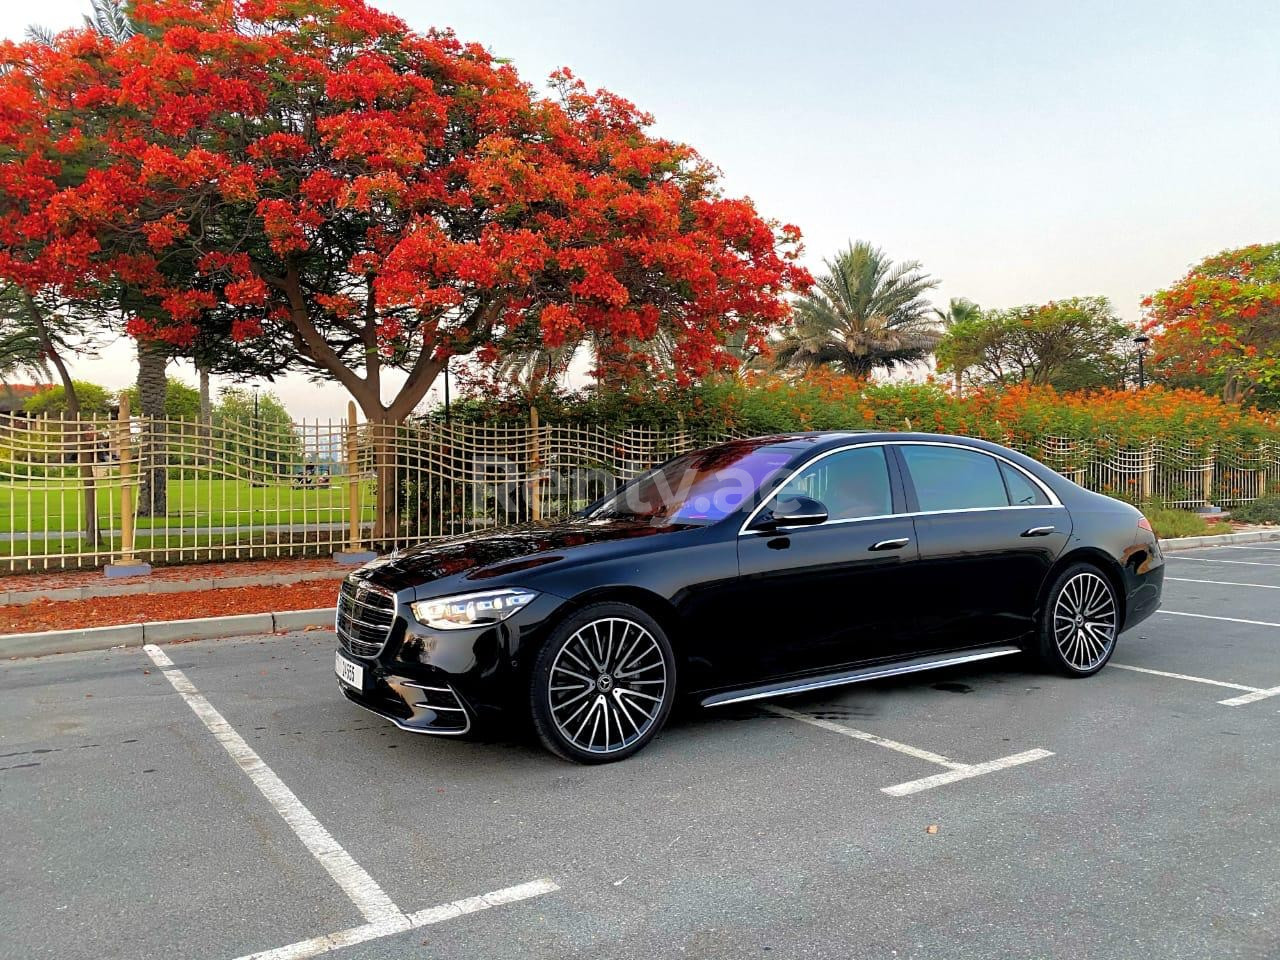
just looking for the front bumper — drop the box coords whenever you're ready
[337,668,473,735]
[335,589,568,734]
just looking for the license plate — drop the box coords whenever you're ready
[335,651,364,690]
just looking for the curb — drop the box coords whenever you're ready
[0,569,347,608]
[1159,528,1280,552]
[1,607,336,659]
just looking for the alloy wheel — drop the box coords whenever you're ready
[547,617,668,756]
[1052,571,1117,671]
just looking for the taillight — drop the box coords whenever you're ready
[1137,516,1153,533]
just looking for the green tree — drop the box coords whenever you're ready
[937,296,1131,390]
[23,381,115,416]
[932,297,982,392]
[773,242,942,377]
[119,377,201,419]
[214,388,303,479]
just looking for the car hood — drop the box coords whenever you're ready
[349,518,697,596]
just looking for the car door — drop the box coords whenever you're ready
[892,442,1071,653]
[735,443,921,681]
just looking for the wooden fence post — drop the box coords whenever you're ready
[1140,444,1154,502]
[529,406,542,522]
[113,396,141,570]
[346,401,361,552]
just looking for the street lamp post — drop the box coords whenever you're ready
[1133,334,1150,389]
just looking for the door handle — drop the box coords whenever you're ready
[1021,525,1056,537]
[869,537,911,551]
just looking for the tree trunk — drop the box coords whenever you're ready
[198,363,211,421]
[276,269,455,547]
[197,362,212,466]
[1223,373,1246,405]
[136,339,168,517]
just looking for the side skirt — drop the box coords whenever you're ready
[699,645,1024,708]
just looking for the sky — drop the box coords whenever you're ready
[3,0,1278,420]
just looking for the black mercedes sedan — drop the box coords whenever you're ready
[333,432,1164,763]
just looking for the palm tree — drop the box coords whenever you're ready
[0,293,52,388]
[496,339,579,403]
[773,241,942,378]
[933,297,982,393]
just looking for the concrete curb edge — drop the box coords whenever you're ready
[1,607,336,659]
[1159,528,1280,552]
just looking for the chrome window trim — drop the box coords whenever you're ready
[737,439,1061,537]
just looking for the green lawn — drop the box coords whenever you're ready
[0,477,372,533]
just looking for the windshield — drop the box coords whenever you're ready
[585,442,795,526]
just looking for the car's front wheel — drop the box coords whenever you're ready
[1037,562,1119,676]
[529,602,676,764]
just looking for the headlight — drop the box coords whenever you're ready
[410,588,538,630]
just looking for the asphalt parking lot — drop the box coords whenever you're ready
[3,543,1280,960]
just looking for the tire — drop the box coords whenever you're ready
[1037,562,1120,677]
[529,602,676,764]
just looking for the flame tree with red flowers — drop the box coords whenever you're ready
[1143,243,1280,404]
[0,0,809,537]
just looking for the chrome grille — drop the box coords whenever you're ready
[336,579,396,658]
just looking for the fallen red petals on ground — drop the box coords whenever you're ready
[0,580,340,633]
[1,557,346,594]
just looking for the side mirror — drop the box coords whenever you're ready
[753,495,828,531]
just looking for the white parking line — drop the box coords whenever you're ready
[1166,577,1280,590]
[1110,663,1257,691]
[144,643,401,925]
[1218,685,1280,707]
[1215,544,1280,553]
[1168,556,1280,568]
[1158,610,1280,628]
[764,704,1052,795]
[1110,663,1280,707]
[882,750,1054,798]
[143,644,559,960]
[763,704,966,769]
[234,880,560,960]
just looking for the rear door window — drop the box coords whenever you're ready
[899,445,1009,512]
[1000,461,1049,506]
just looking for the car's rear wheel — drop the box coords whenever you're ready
[529,602,676,764]
[1038,562,1119,676]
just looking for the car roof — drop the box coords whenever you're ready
[732,430,1007,456]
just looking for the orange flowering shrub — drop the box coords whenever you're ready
[685,373,1266,444]
[455,371,1279,457]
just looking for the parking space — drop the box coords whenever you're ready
[3,542,1280,959]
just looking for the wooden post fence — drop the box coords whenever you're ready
[346,400,361,552]
[529,406,542,523]
[115,395,138,565]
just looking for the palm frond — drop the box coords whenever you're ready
[84,0,134,41]
[24,24,58,45]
